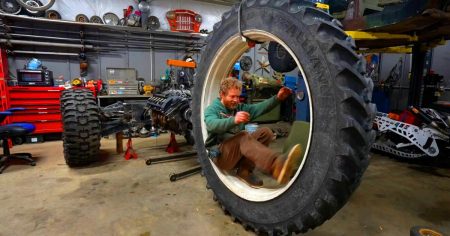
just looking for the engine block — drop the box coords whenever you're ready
[145,89,194,144]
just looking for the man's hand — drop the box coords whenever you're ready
[277,87,292,101]
[234,111,250,124]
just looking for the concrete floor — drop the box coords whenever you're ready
[0,135,449,236]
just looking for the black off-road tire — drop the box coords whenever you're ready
[192,1,376,235]
[60,89,101,167]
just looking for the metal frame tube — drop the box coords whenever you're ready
[0,39,93,48]
[0,32,205,48]
[8,50,79,56]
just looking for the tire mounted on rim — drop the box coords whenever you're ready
[192,1,376,235]
[60,89,101,167]
[15,0,54,11]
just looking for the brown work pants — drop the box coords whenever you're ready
[217,127,279,174]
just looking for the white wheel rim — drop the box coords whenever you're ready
[25,0,39,14]
[200,30,314,202]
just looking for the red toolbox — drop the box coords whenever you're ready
[0,49,9,125]
[7,86,65,134]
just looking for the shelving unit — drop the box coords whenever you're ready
[0,12,206,53]
[0,12,206,83]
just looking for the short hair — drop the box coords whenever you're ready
[219,77,242,95]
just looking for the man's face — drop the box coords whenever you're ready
[220,87,241,110]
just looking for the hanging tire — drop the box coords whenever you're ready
[268,42,297,73]
[60,89,101,167]
[192,1,376,235]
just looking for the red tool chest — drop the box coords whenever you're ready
[0,49,10,125]
[7,86,64,134]
[0,78,8,125]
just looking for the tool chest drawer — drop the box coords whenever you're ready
[7,86,65,134]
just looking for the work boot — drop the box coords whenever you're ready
[237,167,264,188]
[272,144,303,185]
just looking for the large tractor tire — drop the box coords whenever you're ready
[60,89,101,167]
[192,1,376,235]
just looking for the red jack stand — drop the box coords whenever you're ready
[124,138,138,160]
[165,132,179,153]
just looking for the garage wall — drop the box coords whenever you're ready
[6,0,228,86]
[48,0,231,32]
[377,53,411,111]
[7,49,190,85]
[431,42,450,102]
[377,41,450,111]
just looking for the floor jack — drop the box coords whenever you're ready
[145,132,201,182]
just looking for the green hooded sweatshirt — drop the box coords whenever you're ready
[204,96,280,147]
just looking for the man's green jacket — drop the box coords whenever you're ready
[204,96,280,147]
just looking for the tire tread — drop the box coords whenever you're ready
[60,89,101,167]
[194,2,376,235]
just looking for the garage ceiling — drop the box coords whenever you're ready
[193,0,240,6]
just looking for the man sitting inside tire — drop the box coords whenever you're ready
[204,77,302,187]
